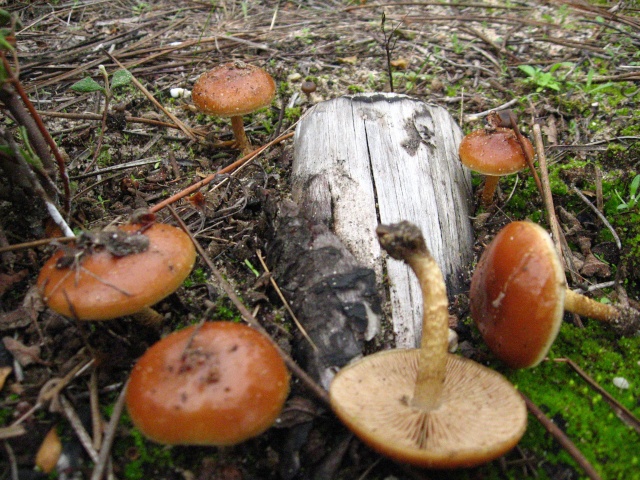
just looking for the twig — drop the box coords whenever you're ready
[105,52,196,141]
[12,357,93,427]
[1,55,72,217]
[521,393,602,480]
[149,131,294,214]
[571,185,622,250]
[167,205,330,407]
[532,123,563,260]
[89,369,103,451]
[3,441,18,480]
[0,236,74,254]
[59,395,100,463]
[90,380,128,480]
[555,357,640,435]
[0,127,74,237]
[256,249,318,351]
[380,12,402,93]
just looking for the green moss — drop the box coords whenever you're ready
[507,321,640,479]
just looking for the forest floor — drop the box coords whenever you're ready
[1,1,640,479]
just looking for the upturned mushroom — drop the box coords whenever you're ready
[192,61,276,155]
[126,321,290,445]
[37,219,195,324]
[470,221,639,369]
[459,113,534,206]
[329,221,527,469]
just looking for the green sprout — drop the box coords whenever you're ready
[615,174,640,212]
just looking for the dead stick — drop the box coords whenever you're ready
[532,123,564,261]
[167,205,330,407]
[150,132,294,214]
[1,55,72,216]
[521,393,602,480]
[105,52,196,141]
[555,357,640,434]
[90,381,128,480]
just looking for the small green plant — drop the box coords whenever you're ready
[132,2,150,16]
[615,174,640,212]
[70,66,132,96]
[518,63,572,92]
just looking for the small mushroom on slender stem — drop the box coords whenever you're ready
[37,220,196,324]
[329,221,527,469]
[459,112,535,207]
[126,321,290,445]
[470,221,639,369]
[192,62,276,156]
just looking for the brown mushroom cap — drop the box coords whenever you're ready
[125,321,290,446]
[470,221,566,368]
[192,62,276,117]
[330,349,527,469]
[459,127,534,176]
[37,223,196,321]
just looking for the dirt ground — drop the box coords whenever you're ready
[1,1,640,479]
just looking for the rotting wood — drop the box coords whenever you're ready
[292,93,473,348]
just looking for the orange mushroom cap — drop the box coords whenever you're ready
[37,222,196,321]
[470,221,566,368]
[459,127,534,176]
[192,62,276,117]
[125,321,290,446]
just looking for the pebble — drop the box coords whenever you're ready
[613,377,630,389]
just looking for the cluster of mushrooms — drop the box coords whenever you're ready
[34,65,637,473]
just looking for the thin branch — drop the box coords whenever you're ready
[90,380,128,480]
[555,357,640,435]
[521,393,602,480]
[105,52,196,141]
[150,131,294,214]
[167,205,330,407]
[571,185,622,250]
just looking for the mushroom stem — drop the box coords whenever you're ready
[230,115,252,155]
[564,289,619,321]
[377,222,449,411]
[481,175,500,206]
[131,306,164,325]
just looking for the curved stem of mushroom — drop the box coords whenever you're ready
[405,250,449,411]
[564,289,619,321]
[230,116,253,156]
[131,306,164,325]
[481,175,500,206]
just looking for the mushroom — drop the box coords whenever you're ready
[125,321,290,445]
[301,79,317,99]
[329,221,527,469]
[470,221,638,369]
[37,220,196,324]
[192,61,276,155]
[459,114,534,206]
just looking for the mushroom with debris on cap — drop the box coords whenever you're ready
[37,218,196,324]
[329,221,527,469]
[470,221,639,369]
[125,321,290,445]
[459,112,534,207]
[192,61,276,155]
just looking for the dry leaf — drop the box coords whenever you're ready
[0,366,11,390]
[2,337,42,367]
[391,58,409,69]
[35,426,62,474]
[337,56,357,65]
[0,270,28,297]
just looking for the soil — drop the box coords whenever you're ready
[1,1,640,480]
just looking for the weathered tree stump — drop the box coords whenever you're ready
[291,93,474,348]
